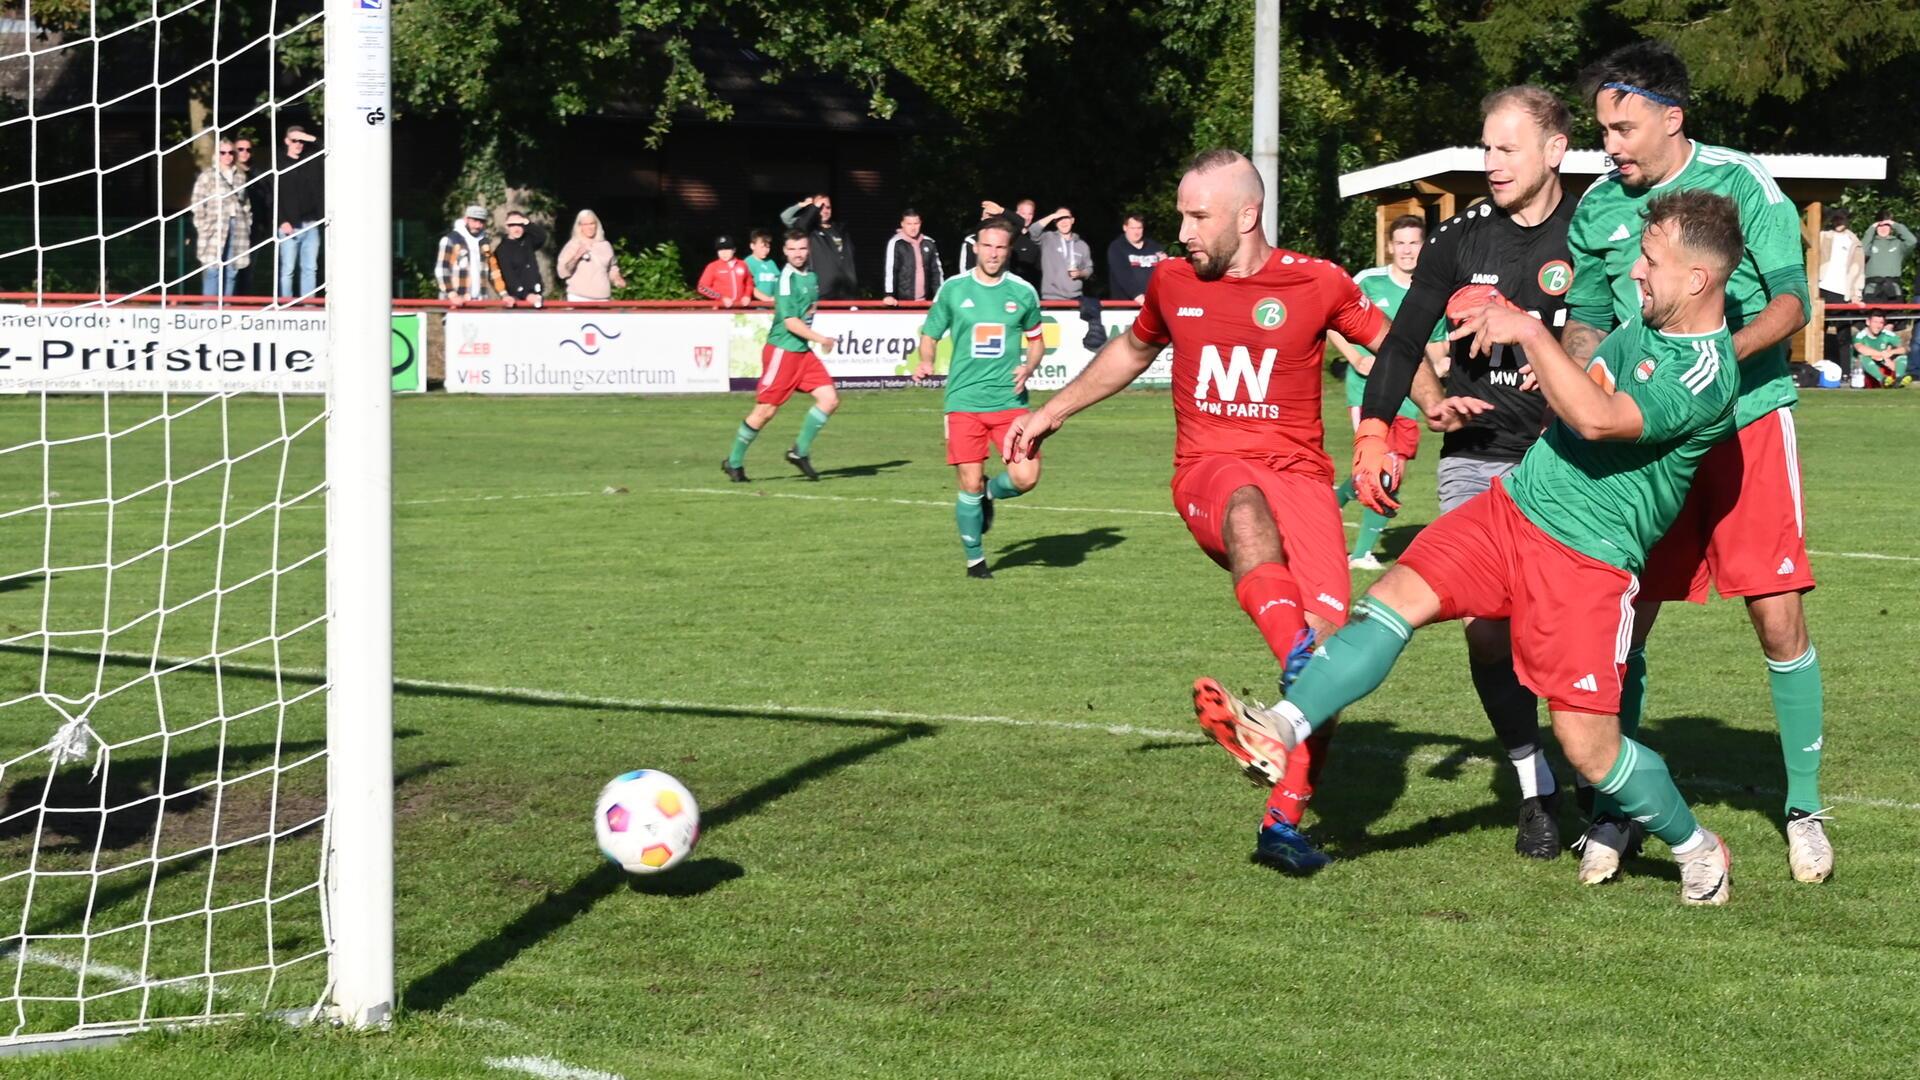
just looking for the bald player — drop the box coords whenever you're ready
[1005,149,1438,873]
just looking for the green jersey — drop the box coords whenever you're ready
[1506,317,1738,573]
[920,270,1043,413]
[1566,140,1805,429]
[746,255,780,299]
[1854,327,1901,357]
[768,264,820,353]
[1344,267,1434,419]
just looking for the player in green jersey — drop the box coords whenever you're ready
[1193,190,1747,905]
[914,220,1047,578]
[1563,41,1830,885]
[723,230,840,483]
[1326,215,1446,570]
[1853,311,1909,387]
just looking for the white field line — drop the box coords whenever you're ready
[18,641,1920,814]
[670,486,1920,561]
[483,1056,624,1080]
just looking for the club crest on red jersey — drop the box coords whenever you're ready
[1252,297,1287,330]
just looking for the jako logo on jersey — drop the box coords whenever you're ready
[1194,345,1280,417]
[972,323,1007,357]
[1538,260,1572,296]
[1470,273,1500,286]
[1251,297,1286,329]
[1316,593,1346,613]
[1635,357,1657,382]
[1176,306,1206,317]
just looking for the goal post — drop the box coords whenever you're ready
[322,0,394,1030]
[0,0,394,1048]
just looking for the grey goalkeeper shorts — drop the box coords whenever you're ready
[1436,456,1519,513]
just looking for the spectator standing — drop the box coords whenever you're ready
[1853,311,1909,387]
[745,229,779,303]
[1106,214,1166,303]
[232,136,269,296]
[1029,206,1106,349]
[434,204,506,306]
[275,124,323,299]
[782,194,858,299]
[1862,214,1915,303]
[494,210,549,307]
[556,209,626,302]
[1010,198,1043,282]
[882,209,943,306]
[697,235,755,308]
[1817,207,1864,363]
[190,138,250,297]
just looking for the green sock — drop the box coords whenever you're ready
[1597,736,1699,849]
[1280,598,1413,733]
[1349,506,1388,560]
[728,421,760,467]
[1335,476,1357,508]
[1591,646,1647,819]
[956,491,986,562]
[986,472,1025,500]
[794,406,830,456]
[1768,646,1824,815]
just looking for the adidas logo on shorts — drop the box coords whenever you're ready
[1572,673,1599,693]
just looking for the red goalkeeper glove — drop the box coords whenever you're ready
[1446,283,1520,324]
[1352,416,1404,517]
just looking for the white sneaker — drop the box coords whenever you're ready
[1786,810,1834,883]
[1677,831,1732,906]
[1348,553,1384,570]
[1573,817,1631,885]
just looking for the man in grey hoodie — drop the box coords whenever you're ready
[1029,207,1105,348]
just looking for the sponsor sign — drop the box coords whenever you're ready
[0,305,330,393]
[391,312,424,393]
[442,307,1170,396]
[443,312,732,394]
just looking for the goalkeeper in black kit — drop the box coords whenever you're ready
[1347,86,1580,861]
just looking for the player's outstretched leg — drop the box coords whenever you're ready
[1255,725,1338,874]
[785,386,838,480]
[1557,712,1730,906]
[1464,618,1559,860]
[1575,609,1654,884]
[724,403,778,483]
[1750,591,1831,883]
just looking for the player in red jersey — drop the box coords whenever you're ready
[1005,149,1431,872]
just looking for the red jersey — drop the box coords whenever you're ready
[1133,249,1384,480]
[697,258,753,305]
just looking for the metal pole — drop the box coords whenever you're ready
[323,0,394,1028]
[1253,0,1281,241]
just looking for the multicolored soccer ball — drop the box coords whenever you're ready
[594,770,700,874]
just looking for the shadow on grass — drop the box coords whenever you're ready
[402,720,935,1014]
[992,527,1125,571]
[1378,523,1426,563]
[777,458,911,481]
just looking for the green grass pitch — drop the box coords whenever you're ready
[4,384,1919,1078]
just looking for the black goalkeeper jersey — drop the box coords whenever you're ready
[1361,191,1576,462]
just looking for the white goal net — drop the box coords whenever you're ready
[0,0,391,1050]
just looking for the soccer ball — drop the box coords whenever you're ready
[594,770,700,874]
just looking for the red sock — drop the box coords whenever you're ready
[1233,562,1306,664]
[1265,723,1338,826]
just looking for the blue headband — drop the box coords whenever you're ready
[1602,81,1683,108]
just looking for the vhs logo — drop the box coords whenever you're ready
[971,322,1007,358]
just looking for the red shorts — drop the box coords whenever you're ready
[1347,409,1422,460]
[1399,480,1638,714]
[945,409,1032,465]
[756,344,832,405]
[1641,407,1815,603]
[1171,455,1350,626]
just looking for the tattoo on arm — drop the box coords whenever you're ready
[1561,322,1606,363]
